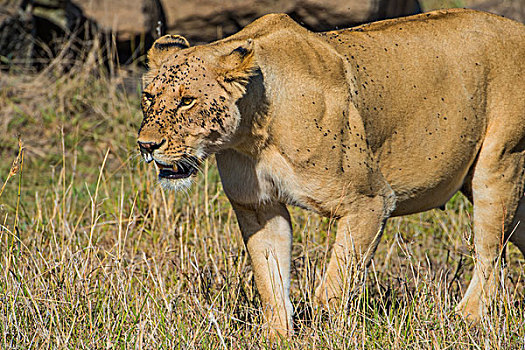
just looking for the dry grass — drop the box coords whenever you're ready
[1,23,524,350]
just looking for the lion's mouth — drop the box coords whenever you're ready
[155,157,199,180]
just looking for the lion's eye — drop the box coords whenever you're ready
[180,97,196,107]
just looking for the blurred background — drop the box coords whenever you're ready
[1,0,524,71]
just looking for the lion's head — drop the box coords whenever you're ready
[137,34,256,190]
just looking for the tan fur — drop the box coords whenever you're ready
[138,9,525,337]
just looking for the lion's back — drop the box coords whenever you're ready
[321,9,524,70]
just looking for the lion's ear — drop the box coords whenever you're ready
[217,40,256,98]
[147,34,190,70]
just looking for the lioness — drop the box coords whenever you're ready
[137,9,525,336]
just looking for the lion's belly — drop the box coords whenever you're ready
[378,125,482,216]
[388,167,470,216]
[358,69,487,216]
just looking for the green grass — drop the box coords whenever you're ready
[420,0,466,11]
[0,58,524,349]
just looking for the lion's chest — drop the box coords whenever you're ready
[217,148,320,211]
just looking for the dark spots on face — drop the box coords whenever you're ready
[140,56,238,148]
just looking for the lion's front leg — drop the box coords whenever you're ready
[232,201,293,337]
[315,195,390,312]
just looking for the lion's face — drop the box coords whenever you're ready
[138,35,255,191]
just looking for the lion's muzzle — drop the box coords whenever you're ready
[157,158,198,180]
[137,139,165,163]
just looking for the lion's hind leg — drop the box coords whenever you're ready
[456,131,525,321]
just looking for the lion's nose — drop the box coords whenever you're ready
[137,139,165,163]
